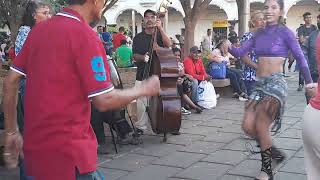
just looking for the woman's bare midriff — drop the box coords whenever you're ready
[256,57,285,77]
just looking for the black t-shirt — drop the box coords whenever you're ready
[132,31,164,81]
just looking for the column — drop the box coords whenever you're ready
[239,0,250,37]
[163,11,169,33]
[132,10,136,38]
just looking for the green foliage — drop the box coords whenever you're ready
[45,0,67,12]
[201,49,212,72]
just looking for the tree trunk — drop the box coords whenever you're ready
[183,17,196,56]
[9,20,20,43]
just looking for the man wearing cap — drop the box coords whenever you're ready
[132,9,171,133]
[3,0,160,179]
[184,46,212,104]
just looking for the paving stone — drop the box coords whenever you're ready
[279,157,306,174]
[132,143,183,157]
[218,124,243,134]
[274,137,303,151]
[294,148,304,158]
[99,154,157,172]
[202,132,240,143]
[152,151,206,168]
[218,113,244,121]
[202,150,248,165]
[182,126,219,136]
[277,128,302,139]
[223,138,256,152]
[288,106,307,112]
[179,141,225,154]
[166,133,205,146]
[283,111,304,118]
[291,121,303,130]
[185,114,218,121]
[199,119,234,128]
[180,120,204,129]
[281,117,301,125]
[174,162,233,180]
[118,165,182,180]
[98,168,129,180]
[219,175,252,180]
[228,159,261,177]
[274,172,307,180]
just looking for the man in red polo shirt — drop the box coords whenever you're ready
[113,26,127,50]
[2,0,159,179]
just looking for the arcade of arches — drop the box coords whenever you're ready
[97,0,320,48]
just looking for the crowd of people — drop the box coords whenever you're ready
[0,0,319,180]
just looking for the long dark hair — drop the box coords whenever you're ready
[21,0,49,28]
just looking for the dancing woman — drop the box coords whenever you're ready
[228,0,315,179]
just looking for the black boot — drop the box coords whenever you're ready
[255,147,273,180]
[271,146,286,164]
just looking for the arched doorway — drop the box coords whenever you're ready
[195,4,228,46]
[116,9,143,37]
[286,0,320,32]
[167,7,184,42]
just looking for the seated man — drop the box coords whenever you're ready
[115,40,133,68]
[183,46,212,105]
[90,105,134,154]
[172,48,202,114]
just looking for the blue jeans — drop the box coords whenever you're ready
[190,79,199,103]
[226,68,247,94]
[19,159,33,180]
[76,169,104,180]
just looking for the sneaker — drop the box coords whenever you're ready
[171,131,181,135]
[232,93,239,98]
[216,94,220,99]
[181,107,191,115]
[297,84,303,91]
[239,96,248,101]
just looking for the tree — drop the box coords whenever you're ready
[0,0,31,41]
[0,0,118,41]
[179,0,212,55]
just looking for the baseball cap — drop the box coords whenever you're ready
[190,46,201,53]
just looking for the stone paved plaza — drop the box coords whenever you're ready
[0,71,310,179]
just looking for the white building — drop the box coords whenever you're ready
[101,0,320,47]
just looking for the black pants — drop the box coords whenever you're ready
[299,71,305,86]
[90,106,132,144]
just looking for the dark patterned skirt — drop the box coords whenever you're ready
[248,73,288,133]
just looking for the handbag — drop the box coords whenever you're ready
[208,61,226,79]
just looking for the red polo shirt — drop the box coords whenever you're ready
[183,56,209,81]
[113,32,126,50]
[11,8,113,180]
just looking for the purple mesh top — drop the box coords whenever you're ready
[229,24,313,84]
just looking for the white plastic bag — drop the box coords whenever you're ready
[197,81,217,109]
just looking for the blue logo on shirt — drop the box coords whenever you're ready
[91,56,106,81]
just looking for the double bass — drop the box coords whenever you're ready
[143,0,181,142]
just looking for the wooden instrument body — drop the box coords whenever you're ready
[148,47,181,134]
